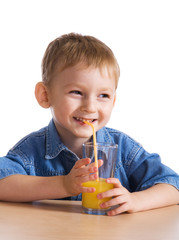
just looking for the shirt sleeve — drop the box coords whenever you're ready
[127,145,179,191]
[119,134,179,192]
[0,150,28,180]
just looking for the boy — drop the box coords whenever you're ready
[0,33,178,216]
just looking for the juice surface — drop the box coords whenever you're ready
[82,178,113,209]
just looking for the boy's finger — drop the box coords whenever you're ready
[74,158,91,168]
[106,178,122,187]
[81,187,96,193]
[89,159,103,168]
[77,172,98,184]
[107,203,129,216]
[98,159,103,167]
[75,165,98,177]
[76,159,103,176]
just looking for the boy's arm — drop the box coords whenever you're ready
[0,158,101,202]
[132,183,179,212]
[0,174,68,202]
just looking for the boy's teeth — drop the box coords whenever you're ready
[76,117,92,122]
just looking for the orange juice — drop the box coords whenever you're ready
[82,178,113,210]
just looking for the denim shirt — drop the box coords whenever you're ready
[0,119,179,200]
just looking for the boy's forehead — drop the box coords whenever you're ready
[54,63,116,84]
[52,65,116,94]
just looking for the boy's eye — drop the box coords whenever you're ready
[70,90,82,95]
[99,93,110,98]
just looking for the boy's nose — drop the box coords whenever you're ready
[80,97,96,113]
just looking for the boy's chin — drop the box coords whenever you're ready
[74,131,92,139]
[77,133,91,139]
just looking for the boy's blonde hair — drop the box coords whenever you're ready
[42,33,120,87]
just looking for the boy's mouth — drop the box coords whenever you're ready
[73,117,96,123]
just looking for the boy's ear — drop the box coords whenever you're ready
[35,82,51,108]
[113,93,116,106]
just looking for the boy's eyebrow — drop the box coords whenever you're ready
[63,82,84,89]
[99,87,114,92]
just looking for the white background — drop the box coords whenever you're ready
[0,0,178,173]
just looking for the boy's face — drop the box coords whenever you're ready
[47,64,116,143]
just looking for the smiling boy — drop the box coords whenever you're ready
[0,33,178,216]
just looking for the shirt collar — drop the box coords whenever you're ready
[96,127,114,144]
[45,119,67,160]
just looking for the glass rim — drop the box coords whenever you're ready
[83,142,118,148]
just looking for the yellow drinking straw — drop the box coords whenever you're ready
[83,120,99,181]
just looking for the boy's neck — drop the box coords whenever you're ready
[64,137,88,159]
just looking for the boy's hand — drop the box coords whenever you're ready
[97,178,179,216]
[63,158,103,197]
[97,178,136,216]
